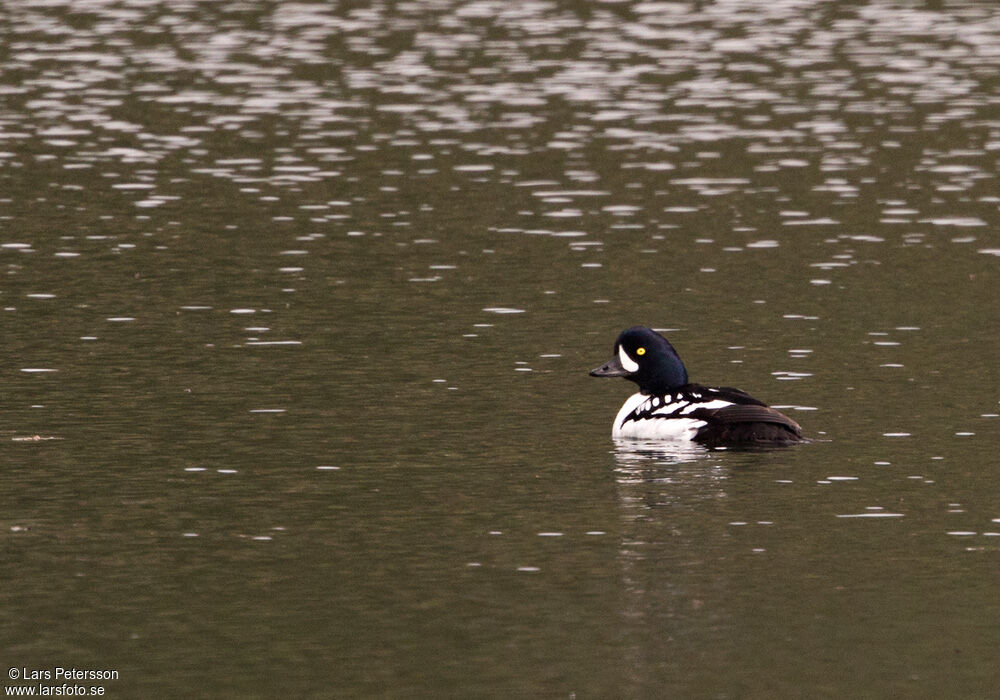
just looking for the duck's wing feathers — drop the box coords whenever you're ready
[682,384,804,446]
[691,403,802,433]
[694,385,769,406]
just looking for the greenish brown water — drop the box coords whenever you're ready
[2,1,1000,697]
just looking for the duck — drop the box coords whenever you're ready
[590,326,804,448]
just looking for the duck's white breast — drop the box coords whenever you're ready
[611,392,707,441]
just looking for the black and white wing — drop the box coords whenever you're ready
[683,384,804,447]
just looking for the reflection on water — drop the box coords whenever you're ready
[611,443,734,698]
[611,439,726,530]
[612,438,713,469]
[2,0,1000,696]
[608,437,1000,696]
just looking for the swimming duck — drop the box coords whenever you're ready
[590,326,804,447]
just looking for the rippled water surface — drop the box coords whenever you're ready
[3,1,1000,697]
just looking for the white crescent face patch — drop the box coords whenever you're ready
[618,344,639,373]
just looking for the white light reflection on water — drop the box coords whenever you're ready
[611,438,716,475]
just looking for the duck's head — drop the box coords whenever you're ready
[589,326,689,394]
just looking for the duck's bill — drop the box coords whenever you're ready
[589,354,629,377]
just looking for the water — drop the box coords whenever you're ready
[2,1,1000,697]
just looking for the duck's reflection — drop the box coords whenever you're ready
[610,439,738,695]
[612,438,711,467]
[611,439,727,505]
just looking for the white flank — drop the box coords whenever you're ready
[611,393,705,440]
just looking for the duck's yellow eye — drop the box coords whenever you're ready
[636,347,646,356]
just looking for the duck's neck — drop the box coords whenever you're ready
[639,354,689,395]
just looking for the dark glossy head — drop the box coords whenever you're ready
[589,326,689,394]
